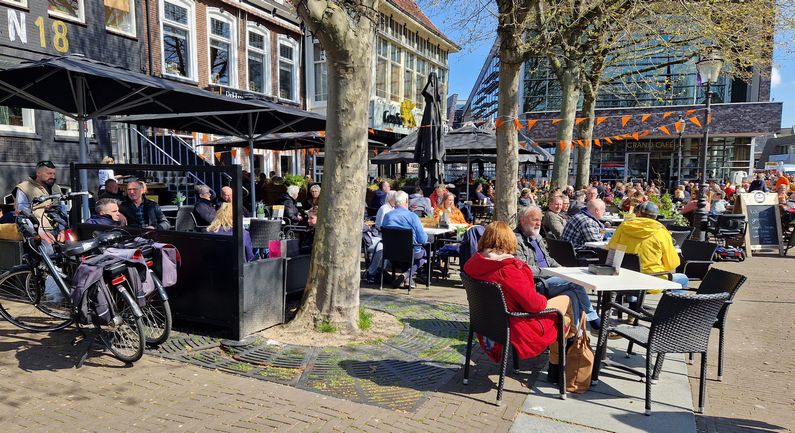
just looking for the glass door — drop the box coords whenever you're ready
[625,152,650,184]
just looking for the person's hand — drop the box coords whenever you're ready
[56,231,66,243]
[146,225,155,230]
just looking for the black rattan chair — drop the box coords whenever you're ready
[669,230,692,247]
[175,205,197,231]
[595,291,730,415]
[249,219,282,258]
[676,240,718,280]
[705,214,747,246]
[379,227,430,292]
[546,238,598,267]
[461,273,567,404]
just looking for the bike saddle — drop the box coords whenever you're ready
[62,238,101,257]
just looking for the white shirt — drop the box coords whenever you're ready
[375,203,394,229]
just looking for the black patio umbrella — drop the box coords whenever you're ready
[0,55,256,216]
[117,100,326,211]
[204,132,386,151]
[414,72,444,187]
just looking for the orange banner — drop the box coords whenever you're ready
[495,118,505,128]
[575,117,585,125]
[513,118,522,130]
[689,116,702,127]
[662,111,673,119]
[641,114,651,123]
[552,118,562,124]
[526,119,538,130]
[621,115,632,127]
[632,132,640,140]
[658,125,671,136]
[596,116,607,126]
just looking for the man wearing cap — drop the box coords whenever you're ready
[192,184,216,227]
[607,201,689,289]
[14,160,67,232]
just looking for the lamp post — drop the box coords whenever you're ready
[694,52,724,241]
[675,114,686,189]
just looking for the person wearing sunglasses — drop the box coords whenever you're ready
[13,160,67,242]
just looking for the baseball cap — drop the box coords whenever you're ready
[637,201,659,218]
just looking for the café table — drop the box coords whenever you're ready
[540,266,682,384]
[423,223,468,241]
[584,240,682,254]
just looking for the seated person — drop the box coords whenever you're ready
[607,201,689,290]
[85,198,125,226]
[98,179,124,201]
[541,194,566,239]
[463,221,575,378]
[518,188,535,207]
[305,184,321,210]
[561,199,605,250]
[279,185,304,224]
[428,183,447,209]
[119,180,170,230]
[192,185,217,227]
[381,191,428,288]
[433,192,468,224]
[515,206,601,330]
[299,207,317,254]
[474,183,492,205]
[207,202,255,262]
[710,191,729,215]
[408,186,433,217]
[0,205,15,224]
[370,181,391,209]
[375,190,397,229]
[217,186,251,217]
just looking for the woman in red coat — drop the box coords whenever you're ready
[463,221,572,361]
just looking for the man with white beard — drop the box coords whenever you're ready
[514,206,601,332]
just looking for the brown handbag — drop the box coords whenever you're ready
[565,312,594,393]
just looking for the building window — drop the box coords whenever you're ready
[48,0,85,22]
[313,43,327,102]
[104,0,135,35]
[54,113,93,138]
[403,53,414,102]
[2,0,28,8]
[416,58,426,109]
[390,45,402,102]
[0,106,35,133]
[161,0,195,80]
[207,12,235,87]
[247,27,269,94]
[278,38,298,101]
[375,38,388,99]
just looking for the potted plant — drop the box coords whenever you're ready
[172,192,186,207]
[256,201,266,219]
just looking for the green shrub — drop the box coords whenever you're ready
[358,308,373,331]
[283,174,308,189]
[317,321,336,333]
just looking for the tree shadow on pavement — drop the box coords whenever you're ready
[694,415,788,433]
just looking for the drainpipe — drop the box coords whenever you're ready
[145,0,154,74]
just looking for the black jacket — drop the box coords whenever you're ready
[279,194,301,222]
[85,214,121,226]
[120,198,170,230]
[192,198,216,226]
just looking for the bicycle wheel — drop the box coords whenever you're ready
[141,276,172,346]
[0,267,73,332]
[99,281,145,363]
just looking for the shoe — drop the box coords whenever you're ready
[415,272,428,284]
[392,274,406,288]
[589,317,602,330]
[365,273,377,284]
[547,363,560,384]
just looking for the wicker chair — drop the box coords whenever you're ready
[378,227,430,292]
[595,291,730,415]
[676,240,718,281]
[249,219,282,258]
[461,273,567,404]
[546,238,598,267]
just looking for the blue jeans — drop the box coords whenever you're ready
[671,272,690,293]
[540,276,599,323]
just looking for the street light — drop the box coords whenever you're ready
[694,51,724,241]
[674,114,686,190]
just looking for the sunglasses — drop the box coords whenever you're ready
[36,160,55,169]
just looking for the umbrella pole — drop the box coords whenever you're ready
[249,139,256,213]
[76,78,89,221]
[466,150,471,202]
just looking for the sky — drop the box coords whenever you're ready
[425,7,795,129]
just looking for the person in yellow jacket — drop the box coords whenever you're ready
[607,201,689,290]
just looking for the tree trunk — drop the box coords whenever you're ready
[291,1,377,334]
[576,87,597,189]
[494,58,521,225]
[551,67,579,188]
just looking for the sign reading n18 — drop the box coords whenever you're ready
[4,9,70,53]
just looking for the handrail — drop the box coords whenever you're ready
[129,128,212,194]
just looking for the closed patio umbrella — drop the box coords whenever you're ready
[414,72,444,187]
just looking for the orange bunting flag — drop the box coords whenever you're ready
[658,125,671,136]
[662,111,673,119]
[585,139,592,147]
[614,135,624,141]
[526,119,538,130]
[244,147,251,155]
[230,149,237,158]
[621,115,632,127]
[622,133,632,138]
[495,118,505,128]
[513,118,522,130]
[368,128,375,135]
[685,109,697,117]
[575,117,585,125]
[632,132,640,140]
[558,140,569,150]
[640,130,650,137]
[605,137,613,144]
[594,139,601,147]
[551,118,562,125]
[596,116,607,126]
[689,116,702,127]
[708,113,713,124]
[641,114,651,123]
[214,152,222,161]
[674,121,684,133]
[318,131,326,137]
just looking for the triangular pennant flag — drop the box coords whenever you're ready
[662,111,673,119]
[318,130,326,137]
[368,128,375,134]
[513,118,522,130]
[632,132,640,140]
[244,147,251,155]
[674,121,684,133]
[640,130,650,137]
[495,118,505,128]
[623,133,632,138]
[659,125,671,136]
[585,139,592,147]
[551,118,562,124]
[575,117,585,125]
[707,113,712,124]
[575,140,583,147]
[605,137,613,144]
[594,139,601,147]
[596,116,607,126]
[685,109,697,116]
[641,114,651,123]
[614,135,624,141]
[231,149,238,158]
[689,116,702,127]
[526,119,538,130]
[214,152,222,161]
[559,140,569,150]
[621,115,632,127]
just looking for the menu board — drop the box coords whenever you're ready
[736,193,784,256]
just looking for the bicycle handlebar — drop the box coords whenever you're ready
[32,191,91,205]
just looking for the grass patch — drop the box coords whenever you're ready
[358,308,374,331]
[317,321,337,333]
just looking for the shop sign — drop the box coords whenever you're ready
[371,98,418,134]
[625,141,676,151]
[2,7,72,54]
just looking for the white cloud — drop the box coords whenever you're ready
[771,66,782,88]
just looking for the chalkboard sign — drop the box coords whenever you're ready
[746,205,780,246]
